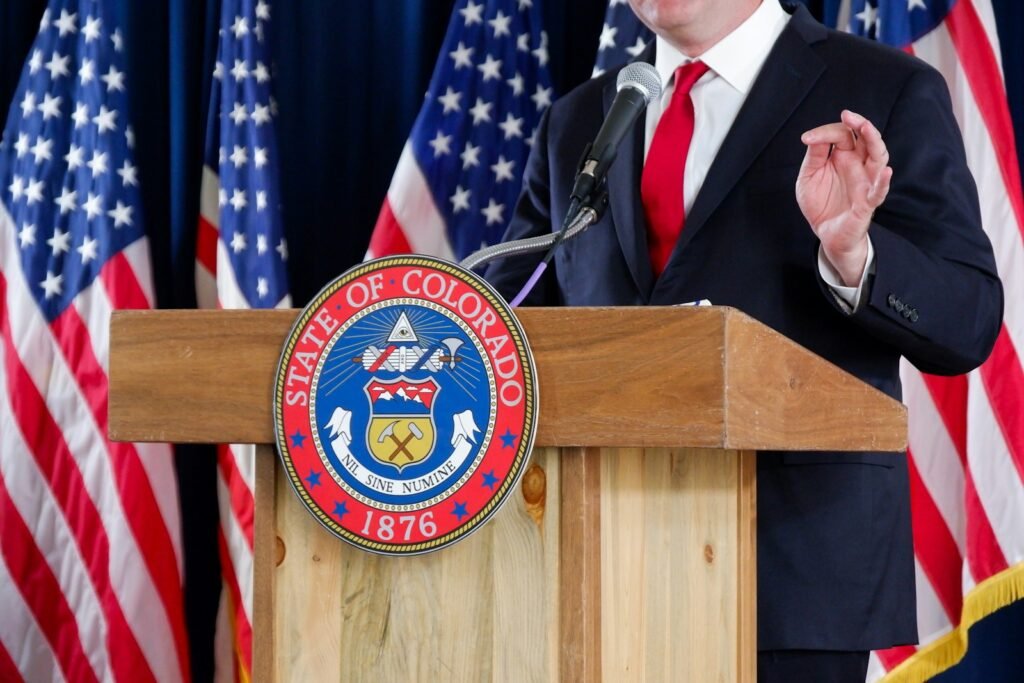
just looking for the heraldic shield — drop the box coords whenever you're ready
[364,376,439,471]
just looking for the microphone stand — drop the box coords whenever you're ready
[461,139,612,305]
[459,189,609,307]
[459,192,608,272]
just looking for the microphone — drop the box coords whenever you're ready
[463,63,661,306]
[570,61,662,204]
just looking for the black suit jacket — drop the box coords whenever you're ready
[486,4,1002,650]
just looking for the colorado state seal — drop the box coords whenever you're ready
[273,256,538,555]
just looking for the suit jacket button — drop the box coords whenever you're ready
[887,294,897,307]
[910,310,919,322]
[895,301,905,313]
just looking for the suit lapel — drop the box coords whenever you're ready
[604,75,655,300]
[655,6,827,294]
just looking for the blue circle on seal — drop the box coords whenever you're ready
[310,300,495,508]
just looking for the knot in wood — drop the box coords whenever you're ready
[275,536,286,566]
[522,463,546,527]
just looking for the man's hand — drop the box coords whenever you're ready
[796,110,893,286]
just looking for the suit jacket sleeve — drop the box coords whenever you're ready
[484,109,562,306]
[820,66,1004,375]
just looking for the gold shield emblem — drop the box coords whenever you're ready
[364,377,439,471]
[367,417,436,468]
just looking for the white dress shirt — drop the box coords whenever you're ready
[643,0,871,309]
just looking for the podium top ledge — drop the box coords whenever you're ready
[109,306,905,451]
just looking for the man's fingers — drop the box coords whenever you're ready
[806,111,888,164]
[867,166,894,207]
[800,141,833,171]
[801,122,856,151]
[845,111,890,173]
[840,109,867,129]
[801,112,893,211]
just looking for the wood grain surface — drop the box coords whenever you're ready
[737,450,757,683]
[257,445,755,682]
[559,448,602,683]
[723,311,906,452]
[109,307,905,451]
[600,447,751,682]
[268,448,561,682]
[252,445,277,683]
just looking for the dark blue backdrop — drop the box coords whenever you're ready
[2,1,1022,680]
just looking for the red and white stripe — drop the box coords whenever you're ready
[0,202,190,682]
[859,0,1024,679]
[365,142,456,260]
[196,164,289,683]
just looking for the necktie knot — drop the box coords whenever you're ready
[672,61,709,100]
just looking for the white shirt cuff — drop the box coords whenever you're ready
[817,238,875,312]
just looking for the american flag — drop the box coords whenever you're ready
[365,0,554,262]
[194,1,290,681]
[592,0,652,79]
[832,1,1024,680]
[599,0,1024,680]
[0,1,189,681]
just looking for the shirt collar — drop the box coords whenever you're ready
[654,0,790,95]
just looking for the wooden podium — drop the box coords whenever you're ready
[109,306,905,682]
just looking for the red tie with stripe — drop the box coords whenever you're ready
[641,61,710,276]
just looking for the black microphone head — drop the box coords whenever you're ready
[615,62,662,104]
[572,61,662,203]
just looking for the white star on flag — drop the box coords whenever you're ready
[489,10,512,37]
[477,54,503,81]
[438,87,462,114]
[450,41,474,69]
[77,235,99,263]
[450,185,471,213]
[100,64,125,91]
[491,155,515,182]
[83,15,101,41]
[82,192,103,219]
[460,1,484,25]
[507,71,525,95]
[429,130,453,157]
[229,188,247,211]
[460,141,481,169]
[117,160,138,186]
[92,105,117,133]
[107,200,133,227]
[46,226,71,253]
[54,187,77,214]
[54,9,77,36]
[599,23,618,50]
[497,112,524,139]
[39,270,64,298]
[481,198,505,225]
[469,97,493,125]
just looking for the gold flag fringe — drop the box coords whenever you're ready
[882,562,1024,682]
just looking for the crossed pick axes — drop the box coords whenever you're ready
[377,420,425,462]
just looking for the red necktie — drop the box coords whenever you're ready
[641,61,709,276]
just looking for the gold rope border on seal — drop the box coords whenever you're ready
[273,255,538,555]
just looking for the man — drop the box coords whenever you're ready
[485,1,1003,680]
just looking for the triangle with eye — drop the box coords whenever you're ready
[387,312,418,344]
